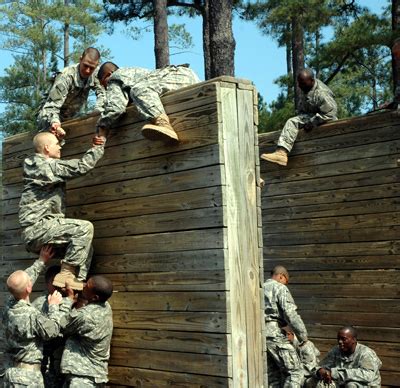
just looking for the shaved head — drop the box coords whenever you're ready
[271,265,289,280]
[7,270,31,299]
[297,68,315,81]
[97,62,119,83]
[81,47,100,61]
[297,68,315,93]
[33,132,58,153]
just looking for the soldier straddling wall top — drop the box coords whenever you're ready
[36,47,105,139]
[95,62,200,143]
[261,69,338,166]
[18,132,105,290]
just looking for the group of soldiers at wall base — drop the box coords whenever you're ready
[1,42,391,387]
[265,266,382,388]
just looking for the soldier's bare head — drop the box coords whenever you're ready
[79,47,100,79]
[83,275,113,303]
[297,68,315,93]
[97,62,119,88]
[337,326,358,355]
[271,265,289,285]
[7,270,32,300]
[33,132,61,159]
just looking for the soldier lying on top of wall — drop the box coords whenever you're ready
[95,62,200,144]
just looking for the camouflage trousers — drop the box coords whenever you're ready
[130,65,200,120]
[305,379,366,388]
[63,375,105,388]
[3,367,44,388]
[266,339,304,388]
[277,113,315,153]
[22,217,94,281]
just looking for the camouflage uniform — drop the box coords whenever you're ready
[32,294,66,388]
[2,259,73,387]
[61,301,113,387]
[278,79,338,152]
[37,63,105,131]
[292,337,320,385]
[96,65,200,129]
[311,343,382,388]
[18,145,104,280]
[264,278,308,387]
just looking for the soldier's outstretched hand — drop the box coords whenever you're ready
[39,245,55,264]
[48,290,63,305]
[93,135,106,146]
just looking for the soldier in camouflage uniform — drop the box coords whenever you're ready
[32,265,66,388]
[261,69,337,166]
[60,275,113,387]
[96,62,200,143]
[2,246,73,388]
[264,265,308,387]
[37,47,105,138]
[19,132,105,290]
[309,326,382,388]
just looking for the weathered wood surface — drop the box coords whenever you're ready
[260,110,400,386]
[1,77,263,387]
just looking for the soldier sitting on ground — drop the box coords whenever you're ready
[32,265,66,387]
[18,132,105,290]
[60,275,113,387]
[37,47,105,139]
[261,69,337,166]
[95,62,200,143]
[2,246,74,387]
[307,326,382,388]
[264,265,310,387]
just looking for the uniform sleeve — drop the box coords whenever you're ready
[278,288,308,342]
[61,308,88,336]
[309,91,338,126]
[96,81,129,129]
[49,145,104,181]
[93,77,106,113]
[39,72,73,125]
[24,259,46,287]
[330,351,382,384]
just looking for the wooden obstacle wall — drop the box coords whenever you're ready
[259,111,400,387]
[1,77,264,387]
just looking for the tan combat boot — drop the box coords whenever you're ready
[141,113,179,144]
[52,263,84,290]
[260,149,288,166]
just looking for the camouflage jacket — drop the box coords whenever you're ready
[264,278,308,343]
[2,260,73,368]
[19,145,104,228]
[38,63,105,125]
[293,337,320,376]
[298,79,338,126]
[60,301,113,382]
[320,343,382,386]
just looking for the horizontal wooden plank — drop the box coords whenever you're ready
[262,168,399,197]
[109,291,228,312]
[264,255,400,271]
[111,328,230,355]
[108,365,229,387]
[113,310,229,333]
[109,347,231,377]
[105,271,226,291]
[264,226,400,246]
[289,284,400,299]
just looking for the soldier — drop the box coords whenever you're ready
[96,62,200,143]
[264,265,308,387]
[2,246,74,387]
[60,275,113,387]
[261,69,337,166]
[18,132,105,290]
[37,47,105,138]
[32,265,65,387]
[310,326,382,388]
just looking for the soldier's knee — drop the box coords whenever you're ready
[345,383,362,388]
[79,220,94,239]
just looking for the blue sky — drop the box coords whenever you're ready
[0,0,388,111]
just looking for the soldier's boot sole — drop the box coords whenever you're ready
[53,273,84,290]
[141,124,179,144]
[260,153,288,166]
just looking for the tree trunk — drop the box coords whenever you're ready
[200,0,211,80]
[208,0,235,78]
[153,0,170,68]
[291,16,304,111]
[392,0,400,94]
[285,23,292,97]
[64,0,70,67]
